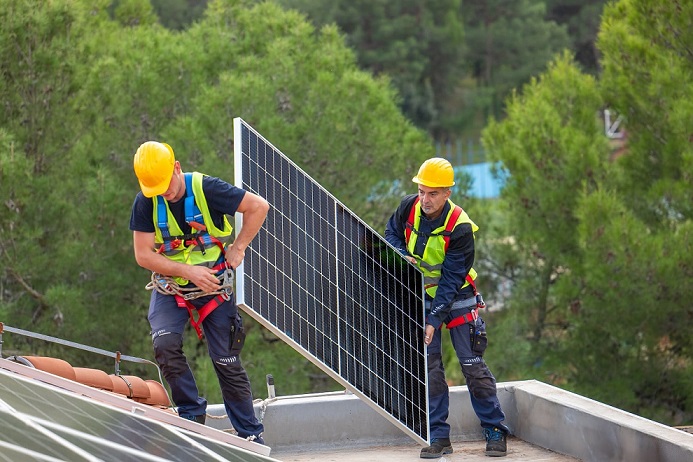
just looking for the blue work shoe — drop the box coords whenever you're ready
[420,438,453,459]
[483,427,507,457]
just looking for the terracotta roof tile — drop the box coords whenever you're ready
[73,367,114,391]
[8,355,168,408]
[14,355,76,381]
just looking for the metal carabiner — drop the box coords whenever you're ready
[222,269,234,300]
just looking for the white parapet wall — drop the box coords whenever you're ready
[507,380,693,462]
[206,380,693,462]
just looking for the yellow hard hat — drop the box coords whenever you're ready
[133,141,175,197]
[412,157,455,188]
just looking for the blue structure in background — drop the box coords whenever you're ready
[435,139,505,199]
[453,163,505,199]
[366,162,505,204]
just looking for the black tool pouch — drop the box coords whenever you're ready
[230,313,246,356]
[470,323,488,356]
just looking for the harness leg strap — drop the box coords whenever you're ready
[175,294,228,340]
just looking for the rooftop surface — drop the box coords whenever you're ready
[1,324,692,462]
[205,381,693,462]
[274,438,580,461]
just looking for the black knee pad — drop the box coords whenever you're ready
[152,332,188,378]
[462,362,497,400]
[427,353,448,396]
[214,360,252,401]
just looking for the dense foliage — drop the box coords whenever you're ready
[1,0,690,427]
[482,0,693,425]
[0,0,430,400]
[150,0,605,139]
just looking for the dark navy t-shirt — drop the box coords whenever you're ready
[129,174,246,234]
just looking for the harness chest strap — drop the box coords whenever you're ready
[155,174,231,338]
[156,173,225,255]
[405,197,485,329]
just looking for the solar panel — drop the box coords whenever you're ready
[0,367,280,462]
[233,118,429,444]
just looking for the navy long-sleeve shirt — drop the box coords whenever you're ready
[384,194,475,329]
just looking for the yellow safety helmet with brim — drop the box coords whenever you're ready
[134,141,175,198]
[412,157,455,188]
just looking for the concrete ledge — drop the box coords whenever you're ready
[509,380,693,462]
[206,380,693,461]
[208,390,414,451]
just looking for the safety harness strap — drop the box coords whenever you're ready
[173,260,230,340]
[405,196,478,292]
[175,293,227,340]
[444,205,485,327]
[404,197,485,329]
[404,196,420,244]
[157,195,171,247]
[184,173,204,224]
[446,306,478,329]
[155,174,231,336]
[157,173,210,254]
[404,196,466,251]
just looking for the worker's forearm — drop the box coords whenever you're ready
[233,200,269,251]
[135,250,191,279]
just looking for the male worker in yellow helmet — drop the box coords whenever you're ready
[385,157,509,458]
[129,141,269,443]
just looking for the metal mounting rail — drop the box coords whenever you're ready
[0,321,165,387]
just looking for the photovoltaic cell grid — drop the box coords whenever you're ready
[0,368,279,462]
[233,118,429,444]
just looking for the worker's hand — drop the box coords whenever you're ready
[406,256,417,265]
[224,244,246,270]
[424,324,435,346]
[185,265,221,293]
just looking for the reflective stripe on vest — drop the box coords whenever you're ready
[152,172,233,286]
[404,196,479,298]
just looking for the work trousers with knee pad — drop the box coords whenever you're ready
[148,291,264,438]
[426,313,508,439]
